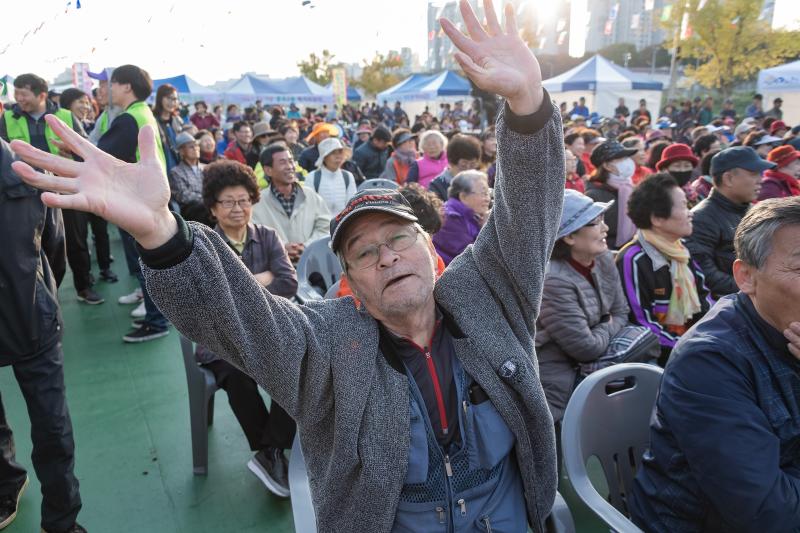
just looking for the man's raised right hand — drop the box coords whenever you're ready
[10,114,178,249]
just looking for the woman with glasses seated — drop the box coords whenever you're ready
[432,170,491,265]
[195,160,299,497]
[536,190,630,428]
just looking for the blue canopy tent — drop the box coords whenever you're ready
[223,75,333,105]
[542,55,663,118]
[151,74,219,102]
[377,71,471,102]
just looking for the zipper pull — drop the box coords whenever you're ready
[463,400,467,415]
[444,454,453,477]
[436,506,445,524]
[458,498,467,516]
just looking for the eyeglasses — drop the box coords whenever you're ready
[346,226,419,270]
[216,198,252,209]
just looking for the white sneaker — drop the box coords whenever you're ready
[130,302,146,318]
[118,288,143,305]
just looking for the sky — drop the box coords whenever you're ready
[1,0,432,85]
[4,0,799,87]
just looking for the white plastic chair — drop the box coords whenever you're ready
[561,363,663,533]
[357,178,398,192]
[295,236,342,302]
[289,434,317,532]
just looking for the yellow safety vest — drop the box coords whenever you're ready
[123,101,166,172]
[3,107,74,155]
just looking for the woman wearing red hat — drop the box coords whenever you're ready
[655,143,701,208]
[759,145,800,201]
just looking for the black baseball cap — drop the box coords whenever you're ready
[710,146,776,176]
[590,140,637,167]
[330,189,418,253]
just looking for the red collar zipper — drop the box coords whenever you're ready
[408,319,448,437]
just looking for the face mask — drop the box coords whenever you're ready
[669,170,694,187]
[607,157,635,188]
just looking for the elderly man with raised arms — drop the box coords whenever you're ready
[10,1,565,531]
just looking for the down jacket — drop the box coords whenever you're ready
[535,252,630,421]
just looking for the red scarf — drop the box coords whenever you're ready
[763,169,800,197]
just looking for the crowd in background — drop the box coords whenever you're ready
[4,57,800,531]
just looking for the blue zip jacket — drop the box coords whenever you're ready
[630,293,800,532]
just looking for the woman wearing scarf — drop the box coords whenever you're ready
[759,145,800,201]
[616,173,714,365]
[655,143,702,208]
[380,129,417,185]
[585,140,638,249]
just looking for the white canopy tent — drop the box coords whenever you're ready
[758,60,800,125]
[542,55,663,119]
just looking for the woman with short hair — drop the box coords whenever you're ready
[197,159,298,496]
[616,173,713,365]
[60,88,93,133]
[432,170,491,265]
[405,129,448,188]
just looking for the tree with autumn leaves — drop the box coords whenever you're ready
[297,50,404,97]
[664,0,800,98]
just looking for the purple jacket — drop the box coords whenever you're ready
[432,198,482,265]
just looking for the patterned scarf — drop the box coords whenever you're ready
[641,229,701,326]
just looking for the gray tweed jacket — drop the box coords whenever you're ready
[142,101,565,532]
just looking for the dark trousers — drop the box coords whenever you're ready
[0,341,81,531]
[119,229,168,330]
[87,214,111,271]
[204,360,295,451]
[61,210,91,293]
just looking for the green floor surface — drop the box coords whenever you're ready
[0,229,608,532]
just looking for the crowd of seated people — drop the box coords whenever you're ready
[7,52,800,532]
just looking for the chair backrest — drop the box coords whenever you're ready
[295,236,342,296]
[323,279,341,299]
[357,178,399,192]
[289,434,317,533]
[561,363,663,533]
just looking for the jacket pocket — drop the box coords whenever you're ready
[405,398,429,485]
[465,395,516,471]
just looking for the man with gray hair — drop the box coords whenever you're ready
[630,196,800,531]
[9,1,565,530]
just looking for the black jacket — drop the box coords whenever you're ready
[685,188,747,299]
[0,139,65,362]
[298,144,320,172]
[352,141,388,180]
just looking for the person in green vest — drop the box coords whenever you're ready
[0,73,84,158]
[96,64,171,343]
[0,77,87,533]
[0,74,107,306]
[87,68,120,145]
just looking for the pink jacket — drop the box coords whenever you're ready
[416,153,448,188]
